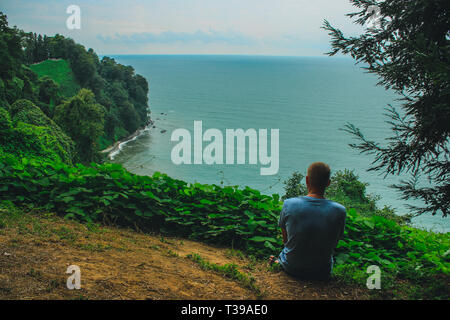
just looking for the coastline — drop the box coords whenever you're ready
[101,119,154,160]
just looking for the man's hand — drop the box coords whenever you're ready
[268,255,279,265]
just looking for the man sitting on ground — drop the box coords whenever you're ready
[270,162,346,281]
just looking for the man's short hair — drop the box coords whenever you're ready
[307,162,331,192]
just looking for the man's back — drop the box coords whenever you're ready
[278,196,346,279]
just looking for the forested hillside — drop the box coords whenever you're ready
[0,12,150,163]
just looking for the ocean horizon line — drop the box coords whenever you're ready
[100,53,354,59]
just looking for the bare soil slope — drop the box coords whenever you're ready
[0,210,370,300]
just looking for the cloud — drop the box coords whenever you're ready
[97,29,258,46]
[2,0,362,55]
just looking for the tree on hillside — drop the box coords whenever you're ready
[0,13,35,105]
[54,89,105,163]
[0,12,22,80]
[38,76,59,105]
[323,0,449,217]
[120,101,140,133]
[70,46,96,86]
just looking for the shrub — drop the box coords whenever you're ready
[10,98,35,117]
[281,171,307,200]
[54,89,105,163]
[0,107,12,132]
[8,99,75,163]
[5,122,68,163]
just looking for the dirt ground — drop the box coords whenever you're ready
[0,210,370,300]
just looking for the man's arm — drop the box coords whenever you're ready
[278,201,289,245]
[281,228,288,244]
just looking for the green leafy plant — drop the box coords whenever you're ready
[0,155,448,298]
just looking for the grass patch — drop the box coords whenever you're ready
[186,253,261,297]
[46,279,61,293]
[85,222,102,234]
[26,268,43,279]
[267,262,283,273]
[51,226,78,242]
[30,59,80,98]
[77,243,112,252]
[225,249,247,260]
[166,249,179,257]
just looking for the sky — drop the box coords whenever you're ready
[1,0,364,56]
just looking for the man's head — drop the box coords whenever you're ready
[306,162,331,195]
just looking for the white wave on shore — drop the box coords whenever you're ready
[102,125,152,160]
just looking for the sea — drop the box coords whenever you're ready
[107,55,448,233]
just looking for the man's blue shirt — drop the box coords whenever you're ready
[278,196,346,279]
